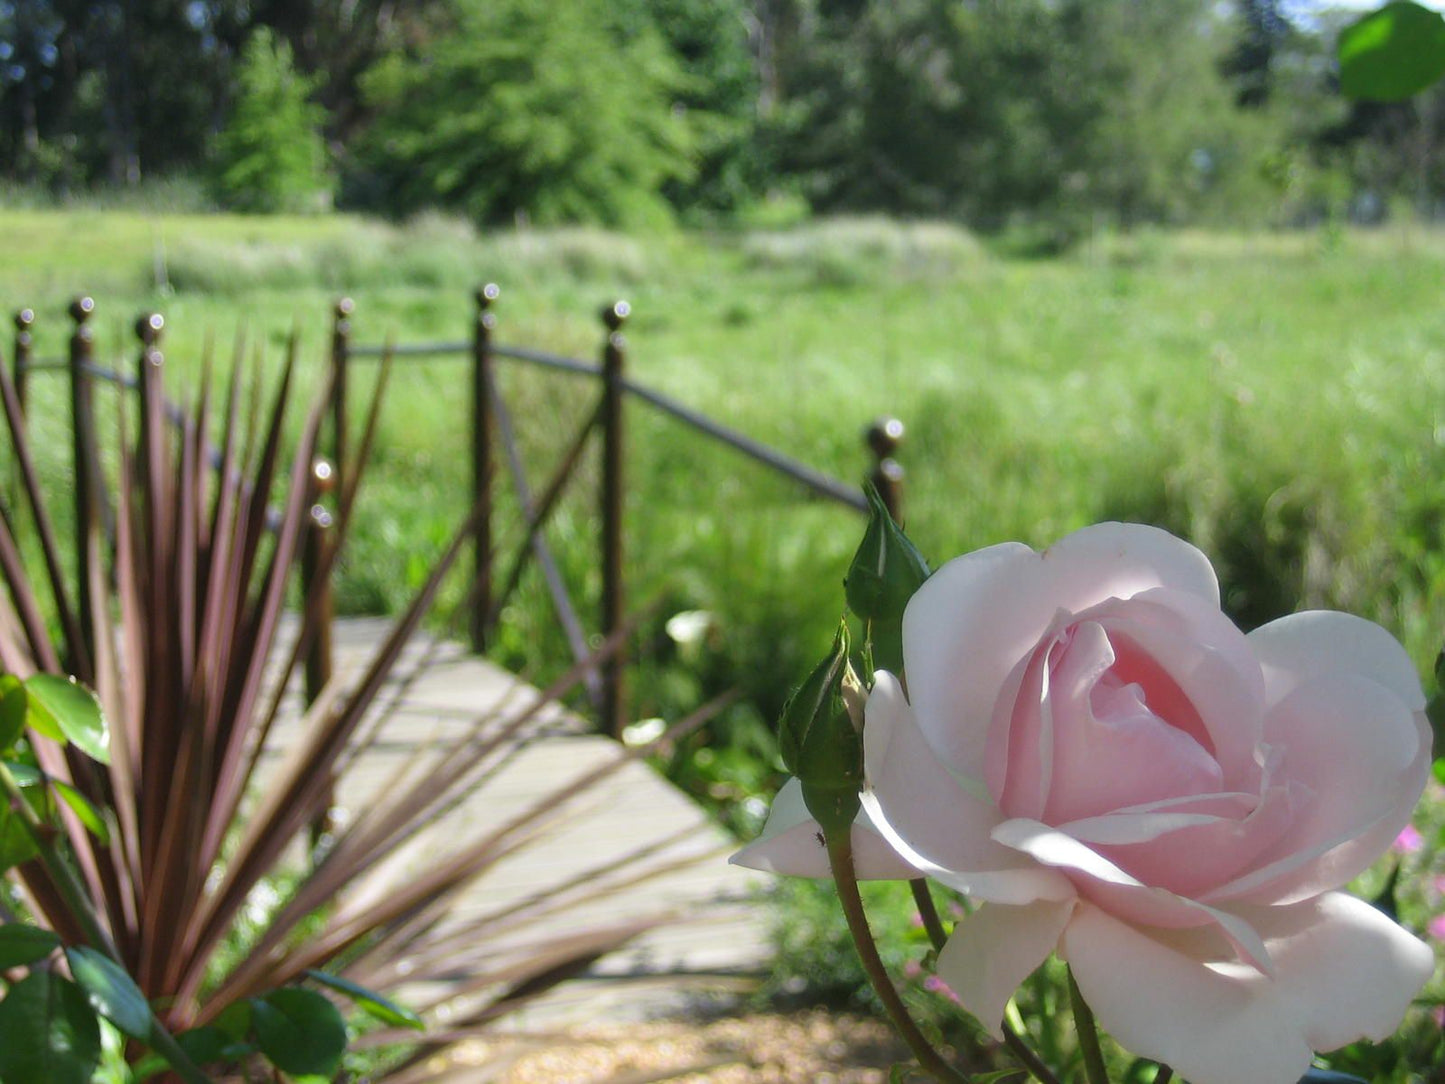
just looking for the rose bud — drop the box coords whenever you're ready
[844,485,930,674]
[777,621,865,838]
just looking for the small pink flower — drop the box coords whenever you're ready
[1433,874,1445,898]
[923,974,961,1003]
[903,959,923,979]
[1427,913,1445,942]
[1393,824,1424,854]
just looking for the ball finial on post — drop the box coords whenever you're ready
[866,416,906,524]
[135,312,165,347]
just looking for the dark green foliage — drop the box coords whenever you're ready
[65,946,154,1040]
[1338,1,1445,102]
[358,0,698,226]
[0,972,102,1084]
[249,988,349,1077]
[213,27,331,212]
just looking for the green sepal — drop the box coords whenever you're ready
[777,621,863,797]
[844,485,929,674]
[800,782,862,840]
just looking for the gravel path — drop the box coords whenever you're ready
[435,1011,913,1083]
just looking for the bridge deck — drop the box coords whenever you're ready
[265,617,771,1052]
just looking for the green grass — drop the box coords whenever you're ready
[6,208,1445,759]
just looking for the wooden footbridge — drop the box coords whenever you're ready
[265,615,772,1034]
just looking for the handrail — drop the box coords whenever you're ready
[345,338,866,512]
[13,288,906,738]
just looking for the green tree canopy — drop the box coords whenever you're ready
[212,26,330,212]
[359,0,699,226]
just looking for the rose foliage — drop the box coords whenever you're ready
[734,523,1437,1084]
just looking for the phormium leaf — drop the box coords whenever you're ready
[250,988,347,1077]
[0,971,102,1084]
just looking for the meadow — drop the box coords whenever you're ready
[6,208,1445,813]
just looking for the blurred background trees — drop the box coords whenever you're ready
[0,0,1441,233]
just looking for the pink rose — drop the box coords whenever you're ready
[737,523,1436,1084]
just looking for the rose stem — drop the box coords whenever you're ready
[1066,964,1112,1084]
[910,879,949,947]
[0,761,215,1084]
[826,833,972,1084]
[909,878,1061,1084]
[1153,1067,1174,1084]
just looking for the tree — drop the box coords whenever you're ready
[358,0,698,226]
[212,27,330,212]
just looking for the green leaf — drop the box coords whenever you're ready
[1339,1,1445,102]
[1432,757,1444,786]
[0,971,103,1084]
[25,675,109,764]
[64,946,153,1040]
[212,998,252,1039]
[51,780,111,845]
[176,1024,253,1066]
[0,677,26,752]
[304,969,425,1031]
[3,759,43,787]
[250,988,348,1077]
[0,807,40,873]
[0,923,61,968]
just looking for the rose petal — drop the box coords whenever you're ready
[862,675,1075,904]
[1249,610,1427,712]
[1207,678,1431,905]
[934,899,1074,1039]
[729,777,917,880]
[1064,893,1435,1084]
[1039,619,1227,825]
[1092,588,1266,784]
[992,818,1274,971]
[904,524,1219,779]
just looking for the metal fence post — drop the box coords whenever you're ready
[13,308,33,421]
[867,416,906,524]
[330,297,353,498]
[135,312,165,497]
[470,283,499,654]
[302,457,337,852]
[599,300,631,738]
[69,297,98,649]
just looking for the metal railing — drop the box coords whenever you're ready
[11,290,908,737]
